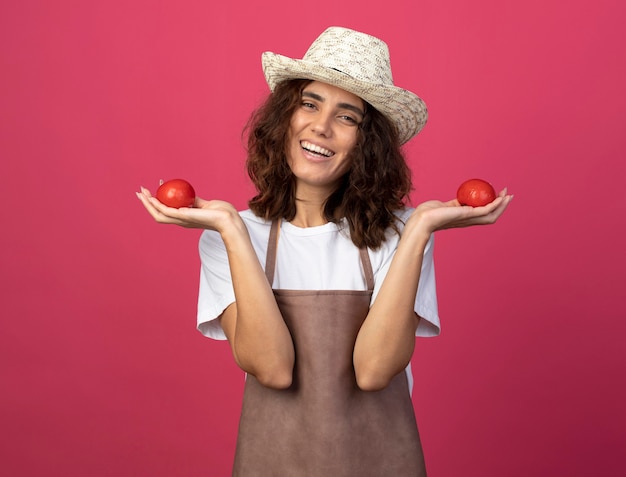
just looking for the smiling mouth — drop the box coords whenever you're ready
[301,141,334,158]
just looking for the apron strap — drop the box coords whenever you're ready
[359,247,375,291]
[265,219,280,286]
[265,219,375,291]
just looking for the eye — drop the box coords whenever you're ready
[338,114,359,125]
[301,101,317,110]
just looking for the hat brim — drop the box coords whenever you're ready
[262,51,428,144]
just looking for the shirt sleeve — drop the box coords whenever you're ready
[414,234,440,337]
[196,229,233,340]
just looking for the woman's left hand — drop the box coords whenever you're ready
[409,188,513,234]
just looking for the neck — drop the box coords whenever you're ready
[291,197,327,227]
[290,181,336,227]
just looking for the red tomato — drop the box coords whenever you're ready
[456,178,496,207]
[156,179,196,208]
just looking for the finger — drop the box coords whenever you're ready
[194,196,210,208]
[474,194,513,224]
[442,198,461,207]
[149,196,211,226]
[439,193,513,230]
[140,186,154,198]
[136,191,162,219]
[136,189,155,210]
[447,196,507,228]
[147,196,177,216]
[136,191,161,217]
[137,192,184,225]
[464,195,504,215]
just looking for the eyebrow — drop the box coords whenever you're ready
[302,90,365,118]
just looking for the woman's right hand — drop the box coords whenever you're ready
[136,186,242,234]
[137,186,295,387]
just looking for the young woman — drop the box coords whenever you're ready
[137,26,512,476]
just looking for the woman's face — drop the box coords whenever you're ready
[286,81,364,195]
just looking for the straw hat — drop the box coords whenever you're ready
[261,26,428,144]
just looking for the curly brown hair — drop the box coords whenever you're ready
[244,79,413,249]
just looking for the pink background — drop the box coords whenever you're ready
[1,1,625,475]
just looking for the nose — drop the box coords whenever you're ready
[310,112,332,137]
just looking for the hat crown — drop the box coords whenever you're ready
[302,27,394,86]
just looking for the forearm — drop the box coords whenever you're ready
[353,222,431,391]
[220,217,295,388]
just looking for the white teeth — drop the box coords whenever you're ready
[301,141,333,157]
